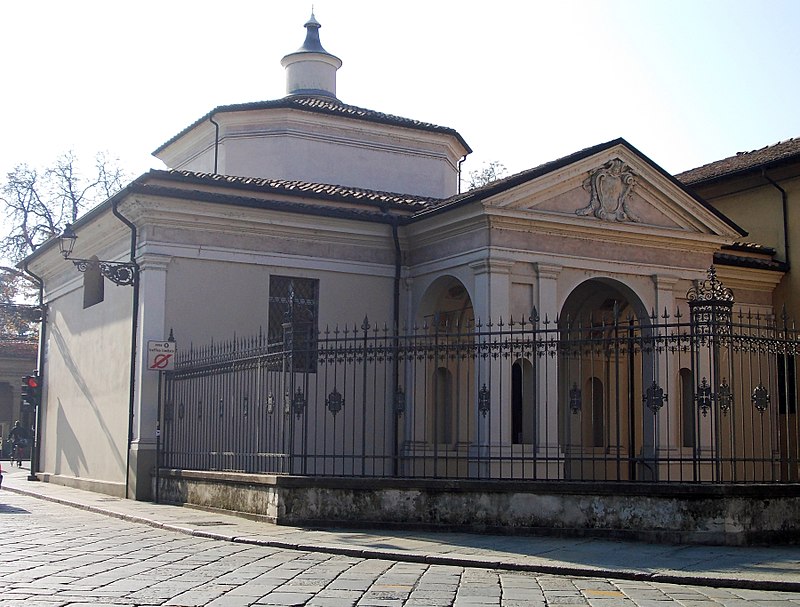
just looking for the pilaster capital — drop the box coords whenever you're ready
[651,274,680,290]
[469,257,515,276]
[535,263,563,281]
[137,253,171,273]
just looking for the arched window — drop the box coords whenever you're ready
[511,359,535,444]
[680,368,695,448]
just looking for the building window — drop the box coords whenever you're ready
[268,275,319,372]
[680,368,695,448]
[434,367,453,444]
[511,359,535,444]
[83,257,104,308]
[778,354,797,414]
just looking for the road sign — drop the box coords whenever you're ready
[147,340,176,371]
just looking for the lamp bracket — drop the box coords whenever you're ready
[71,258,137,287]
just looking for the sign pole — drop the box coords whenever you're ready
[147,337,176,504]
[155,370,162,504]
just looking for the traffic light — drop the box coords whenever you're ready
[21,373,41,409]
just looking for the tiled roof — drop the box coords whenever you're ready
[153,95,471,155]
[676,138,800,185]
[722,241,776,256]
[715,241,785,272]
[131,183,416,225]
[416,138,744,235]
[713,252,786,272]
[420,139,633,214]
[148,170,439,210]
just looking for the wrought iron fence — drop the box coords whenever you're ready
[161,273,800,483]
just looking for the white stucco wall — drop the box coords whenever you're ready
[156,109,467,199]
[41,272,133,493]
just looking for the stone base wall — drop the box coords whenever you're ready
[40,472,126,498]
[154,469,800,546]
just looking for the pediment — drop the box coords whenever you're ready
[482,142,742,239]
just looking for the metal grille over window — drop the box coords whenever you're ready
[269,275,319,373]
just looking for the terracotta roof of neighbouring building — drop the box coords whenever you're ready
[0,340,38,358]
[153,95,472,155]
[676,137,800,185]
[713,242,786,272]
[713,252,787,272]
[722,241,777,256]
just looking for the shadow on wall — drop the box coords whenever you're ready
[55,400,88,477]
[50,323,125,476]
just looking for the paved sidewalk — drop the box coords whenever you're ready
[2,464,798,593]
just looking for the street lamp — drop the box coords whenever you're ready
[58,223,138,287]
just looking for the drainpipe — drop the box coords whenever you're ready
[21,261,45,482]
[763,170,789,269]
[391,219,401,339]
[112,200,140,499]
[209,114,220,174]
[457,155,467,194]
[385,210,402,475]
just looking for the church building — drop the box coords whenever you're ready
[22,13,796,512]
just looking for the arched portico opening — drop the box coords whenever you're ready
[559,278,656,481]
[411,276,476,476]
[417,275,474,329]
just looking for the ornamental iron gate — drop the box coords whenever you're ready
[161,269,800,483]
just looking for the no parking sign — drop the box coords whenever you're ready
[147,340,176,371]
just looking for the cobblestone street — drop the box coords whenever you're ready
[1,487,799,606]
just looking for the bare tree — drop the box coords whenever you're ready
[467,161,508,190]
[0,151,127,263]
[0,267,40,340]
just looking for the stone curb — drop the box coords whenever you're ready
[4,482,800,593]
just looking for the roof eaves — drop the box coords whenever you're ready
[151,169,438,211]
[129,183,404,225]
[713,252,787,273]
[412,139,630,220]
[152,96,472,156]
[21,171,153,265]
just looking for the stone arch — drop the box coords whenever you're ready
[411,276,476,472]
[559,277,656,480]
[417,275,474,329]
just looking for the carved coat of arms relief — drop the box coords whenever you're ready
[576,159,640,222]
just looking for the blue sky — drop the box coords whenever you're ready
[1,0,798,184]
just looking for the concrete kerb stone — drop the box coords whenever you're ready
[3,479,800,594]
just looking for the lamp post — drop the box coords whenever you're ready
[58,224,138,286]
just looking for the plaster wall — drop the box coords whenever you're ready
[158,110,465,199]
[162,256,395,343]
[40,275,132,495]
[222,134,456,199]
[778,177,800,319]
[694,175,800,319]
